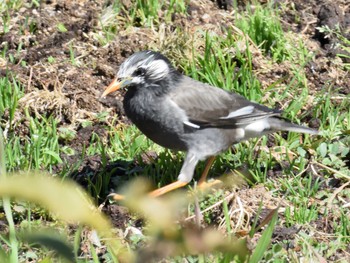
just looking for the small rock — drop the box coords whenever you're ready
[124,226,143,240]
[88,230,102,247]
[190,10,198,18]
[201,14,210,24]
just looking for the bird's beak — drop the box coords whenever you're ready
[101,78,131,98]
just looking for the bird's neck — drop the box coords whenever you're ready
[123,85,161,115]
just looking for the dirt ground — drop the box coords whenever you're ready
[1,0,349,260]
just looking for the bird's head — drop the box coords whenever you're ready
[102,50,177,97]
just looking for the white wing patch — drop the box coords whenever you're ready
[220,105,254,119]
[183,121,200,129]
[244,119,270,132]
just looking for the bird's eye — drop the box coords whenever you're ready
[134,67,146,76]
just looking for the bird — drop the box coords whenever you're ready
[101,50,318,199]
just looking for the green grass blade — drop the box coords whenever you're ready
[0,129,19,262]
[249,209,278,263]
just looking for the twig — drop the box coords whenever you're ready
[27,66,33,91]
[232,196,244,232]
[193,196,203,227]
[301,19,317,34]
[312,161,350,180]
[185,192,235,221]
[327,181,350,209]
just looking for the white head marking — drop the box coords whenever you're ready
[146,59,169,79]
[117,54,169,84]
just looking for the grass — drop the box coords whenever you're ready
[0,76,22,132]
[0,130,18,263]
[5,111,62,172]
[184,31,263,101]
[93,3,120,46]
[129,0,188,26]
[0,0,349,262]
[235,2,288,62]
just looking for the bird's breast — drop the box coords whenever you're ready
[123,91,188,151]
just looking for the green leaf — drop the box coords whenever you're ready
[319,142,328,158]
[47,56,55,63]
[249,210,278,263]
[297,147,306,157]
[57,23,67,33]
[43,150,62,163]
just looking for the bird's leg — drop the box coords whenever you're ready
[110,154,219,200]
[110,181,188,200]
[198,156,222,190]
[110,153,198,200]
[110,182,188,200]
[150,152,199,197]
[198,156,216,185]
[111,193,125,201]
[149,181,188,197]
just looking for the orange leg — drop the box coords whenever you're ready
[198,156,222,190]
[110,193,125,201]
[198,156,216,185]
[149,181,188,197]
[109,181,188,201]
[110,156,218,201]
[149,156,217,197]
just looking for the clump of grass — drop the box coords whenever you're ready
[235,3,288,62]
[129,0,188,26]
[0,77,63,172]
[1,1,38,35]
[0,129,19,263]
[181,30,263,102]
[6,113,62,172]
[0,76,22,132]
[21,15,37,35]
[0,0,39,11]
[93,3,120,46]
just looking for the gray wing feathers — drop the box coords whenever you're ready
[170,76,278,128]
[169,76,318,134]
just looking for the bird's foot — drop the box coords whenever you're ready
[108,181,188,201]
[197,179,223,193]
[108,193,125,201]
[149,181,188,197]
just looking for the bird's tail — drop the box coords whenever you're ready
[268,117,319,135]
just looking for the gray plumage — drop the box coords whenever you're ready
[109,50,318,183]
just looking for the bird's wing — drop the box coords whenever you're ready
[169,76,280,129]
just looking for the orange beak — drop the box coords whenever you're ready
[101,78,130,98]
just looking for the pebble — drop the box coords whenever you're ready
[201,14,210,23]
